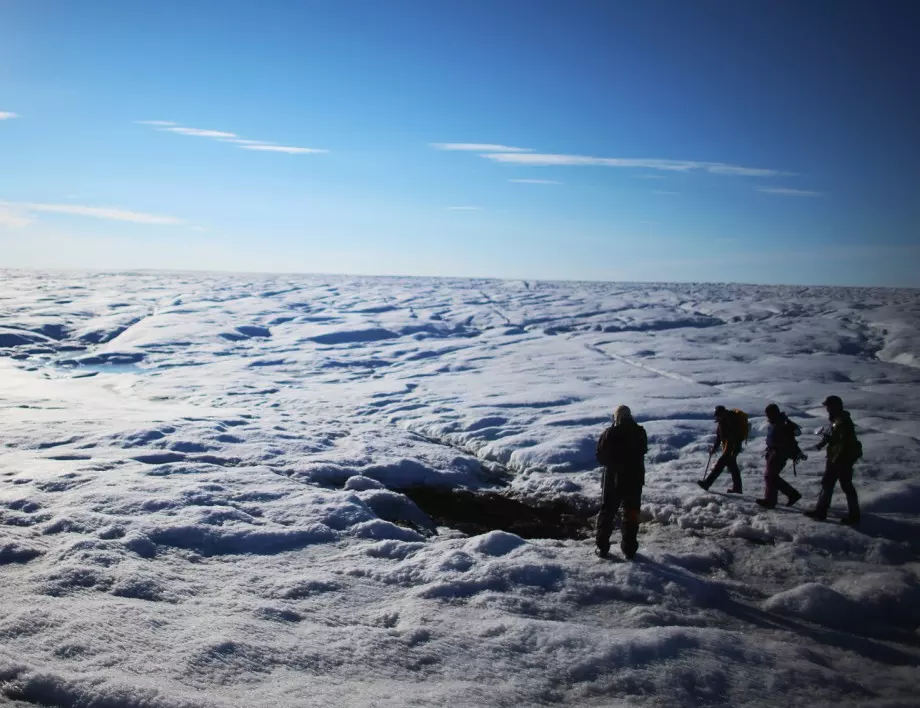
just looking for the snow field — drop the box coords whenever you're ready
[0,271,918,706]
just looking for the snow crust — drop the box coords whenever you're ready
[1,271,918,707]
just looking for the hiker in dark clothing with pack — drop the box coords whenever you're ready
[595,405,648,560]
[805,395,862,525]
[756,404,803,509]
[697,405,747,494]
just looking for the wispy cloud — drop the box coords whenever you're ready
[1,201,185,225]
[509,178,561,185]
[138,121,327,155]
[0,112,19,121]
[240,144,330,155]
[447,205,482,211]
[758,187,823,197]
[0,205,31,228]
[222,138,275,146]
[162,126,239,139]
[482,152,788,177]
[431,143,533,153]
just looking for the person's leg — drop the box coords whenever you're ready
[809,464,839,519]
[727,453,743,492]
[595,470,620,555]
[620,490,642,559]
[776,474,800,504]
[763,459,779,505]
[838,463,860,522]
[701,453,728,489]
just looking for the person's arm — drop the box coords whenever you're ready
[596,428,611,465]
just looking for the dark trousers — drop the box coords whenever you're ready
[596,469,642,555]
[815,460,860,518]
[703,451,742,491]
[764,456,799,504]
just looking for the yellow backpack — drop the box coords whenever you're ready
[731,409,750,442]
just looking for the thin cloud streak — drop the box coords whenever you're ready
[0,112,19,120]
[139,121,328,155]
[162,126,239,139]
[239,145,329,154]
[222,138,275,146]
[483,152,789,177]
[432,143,533,153]
[1,201,185,225]
[509,178,561,185]
[759,187,823,197]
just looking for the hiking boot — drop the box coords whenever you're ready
[594,543,610,559]
[621,540,638,560]
[804,509,826,521]
[755,499,776,509]
[726,488,743,494]
[696,481,710,492]
[786,491,802,507]
[840,515,860,526]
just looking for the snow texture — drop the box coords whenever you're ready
[0,271,918,707]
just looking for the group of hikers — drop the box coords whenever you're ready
[594,396,864,560]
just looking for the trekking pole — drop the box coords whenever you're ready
[701,451,713,481]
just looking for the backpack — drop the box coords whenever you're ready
[596,423,646,466]
[839,415,863,464]
[730,409,750,442]
[780,415,807,463]
[851,433,863,462]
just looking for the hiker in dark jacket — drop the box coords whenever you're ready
[697,405,745,494]
[595,405,648,560]
[756,404,802,509]
[805,395,861,524]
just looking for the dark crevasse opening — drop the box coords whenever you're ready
[398,486,597,540]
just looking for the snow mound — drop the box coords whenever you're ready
[145,522,337,556]
[349,519,427,543]
[464,530,526,556]
[763,583,854,627]
[354,489,435,532]
[343,475,385,491]
[831,570,920,628]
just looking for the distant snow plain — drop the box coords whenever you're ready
[0,271,918,707]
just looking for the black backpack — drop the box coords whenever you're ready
[596,423,646,466]
[781,415,808,473]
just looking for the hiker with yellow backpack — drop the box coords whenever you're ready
[697,405,748,494]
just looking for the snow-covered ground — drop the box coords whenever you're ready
[1,270,918,707]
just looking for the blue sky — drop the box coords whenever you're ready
[1,0,918,286]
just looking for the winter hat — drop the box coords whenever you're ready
[822,395,843,410]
